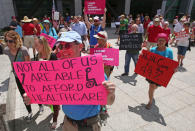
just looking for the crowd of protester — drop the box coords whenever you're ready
[0,9,195,131]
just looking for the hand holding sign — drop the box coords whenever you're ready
[14,54,107,105]
[84,0,106,14]
[134,50,179,87]
[90,48,119,66]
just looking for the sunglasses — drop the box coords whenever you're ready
[58,42,77,50]
[5,39,14,43]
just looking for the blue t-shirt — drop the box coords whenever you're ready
[89,25,104,46]
[150,47,173,60]
[42,27,58,39]
[62,74,107,120]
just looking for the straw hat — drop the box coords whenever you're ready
[21,16,32,23]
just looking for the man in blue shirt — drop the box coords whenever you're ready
[24,31,115,131]
[84,9,106,48]
[71,16,88,52]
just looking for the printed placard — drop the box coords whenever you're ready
[13,54,107,105]
[54,12,60,20]
[90,48,119,66]
[134,50,179,87]
[40,33,56,48]
[174,30,190,39]
[119,33,143,50]
[84,0,105,14]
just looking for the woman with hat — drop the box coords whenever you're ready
[93,31,114,78]
[145,33,173,109]
[42,20,58,39]
[22,16,37,58]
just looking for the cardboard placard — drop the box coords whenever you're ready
[134,50,179,87]
[119,33,143,50]
[40,33,56,48]
[84,0,105,14]
[90,48,119,66]
[54,11,60,20]
[174,30,189,39]
[13,54,107,105]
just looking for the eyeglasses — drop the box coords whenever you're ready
[58,42,77,50]
[5,39,14,43]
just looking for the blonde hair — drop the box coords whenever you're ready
[4,30,23,48]
[35,36,51,60]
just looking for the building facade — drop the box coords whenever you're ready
[0,0,194,28]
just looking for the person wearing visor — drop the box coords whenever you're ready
[41,20,58,39]
[94,31,114,78]
[24,31,116,131]
[145,33,173,110]
[84,8,107,48]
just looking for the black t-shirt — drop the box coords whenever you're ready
[35,53,57,61]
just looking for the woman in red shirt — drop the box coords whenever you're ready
[143,15,151,35]
[162,21,171,46]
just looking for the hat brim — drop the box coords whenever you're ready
[57,37,82,44]
[21,19,32,23]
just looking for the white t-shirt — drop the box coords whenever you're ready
[174,22,183,32]
[177,29,190,47]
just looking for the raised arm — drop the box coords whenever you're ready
[101,8,107,29]
[84,8,91,30]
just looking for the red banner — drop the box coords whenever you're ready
[134,50,179,87]
[84,0,105,14]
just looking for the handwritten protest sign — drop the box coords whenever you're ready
[90,48,119,66]
[40,33,56,48]
[84,0,105,14]
[13,54,107,105]
[134,50,179,87]
[119,33,143,50]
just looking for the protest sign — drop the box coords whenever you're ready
[40,33,56,48]
[13,54,107,105]
[90,48,119,66]
[84,0,105,14]
[54,11,60,20]
[134,50,179,87]
[119,33,143,50]
[174,30,190,39]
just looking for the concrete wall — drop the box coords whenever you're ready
[0,0,15,29]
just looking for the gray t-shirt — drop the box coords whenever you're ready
[3,46,29,76]
[3,46,29,63]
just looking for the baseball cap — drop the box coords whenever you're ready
[94,31,108,40]
[94,16,99,21]
[57,31,82,44]
[43,20,50,23]
[154,18,160,22]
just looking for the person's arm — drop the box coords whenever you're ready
[23,47,31,61]
[101,8,107,29]
[24,55,30,61]
[84,8,91,30]
[103,81,115,105]
[52,28,58,39]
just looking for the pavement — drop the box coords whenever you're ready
[0,28,195,131]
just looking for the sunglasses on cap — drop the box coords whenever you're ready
[5,39,14,43]
[94,20,99,22]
